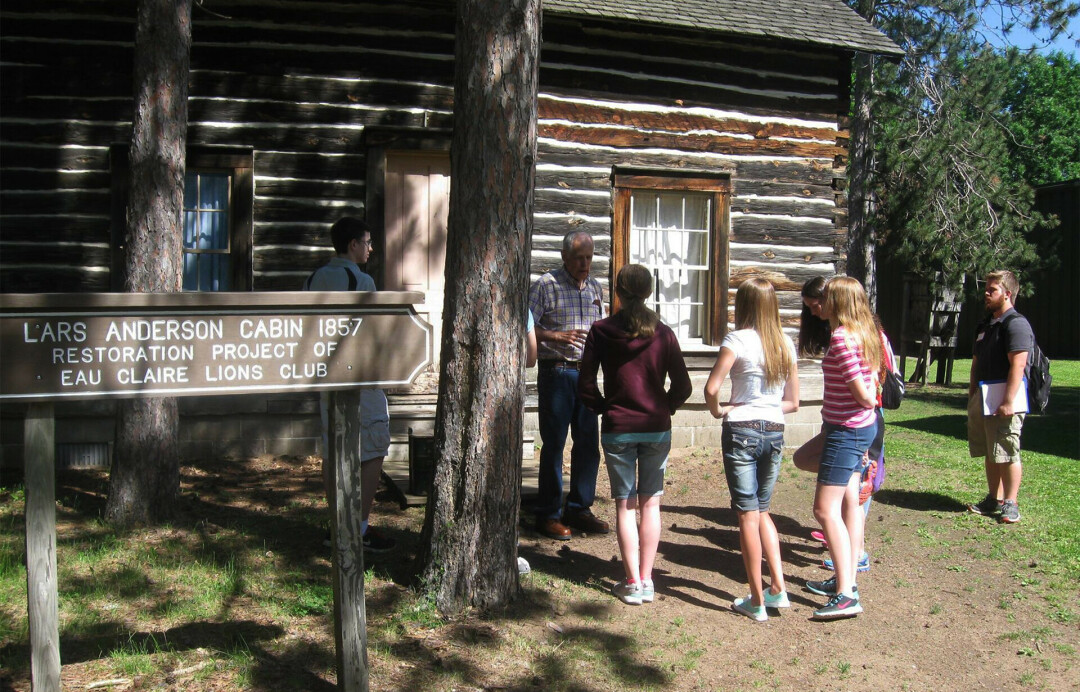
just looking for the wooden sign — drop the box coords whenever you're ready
[0,291,433,401]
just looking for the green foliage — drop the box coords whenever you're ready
[1001,50,1080,185]
[852,0,1079,286]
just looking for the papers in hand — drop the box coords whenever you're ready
[979,379,1029,416]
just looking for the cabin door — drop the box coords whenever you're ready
[383,151,450,363]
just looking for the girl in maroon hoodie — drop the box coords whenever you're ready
[579,264,692,605]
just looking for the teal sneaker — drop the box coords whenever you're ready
[640,579,655,603]
[763,589,790,608]
[732,595,767,622]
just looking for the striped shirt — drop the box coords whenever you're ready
[821,326,875,428]
[528,266,604,361]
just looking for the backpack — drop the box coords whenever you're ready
[1003,313,1051,414]
[879,331,904,410]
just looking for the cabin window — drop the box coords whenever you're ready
[183,171,232,291]
[110,147,253,291]
[612,173,730,346]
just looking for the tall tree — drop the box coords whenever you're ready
[848,0,879,306]
[848,0,1077,290]
[106,0,193,526]
[1001,49,1080,185]
[416,0,540,613]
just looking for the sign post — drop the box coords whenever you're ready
[1,292,432,692]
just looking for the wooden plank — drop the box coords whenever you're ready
[25,403,61,692]
[327,390,369,692]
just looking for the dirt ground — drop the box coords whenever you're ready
[4,449,1078,691]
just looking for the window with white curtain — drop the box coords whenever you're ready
[183,171,232,291]
[613,173,730,346]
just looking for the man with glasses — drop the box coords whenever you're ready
[528,231,610,539]
[304,217,396,552]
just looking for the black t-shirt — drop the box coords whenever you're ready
[972,308,1034,381]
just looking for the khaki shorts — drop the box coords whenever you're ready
[967,392,1024,464]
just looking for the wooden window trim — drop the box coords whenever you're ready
[109,146,253,291]
[612,173,730,346]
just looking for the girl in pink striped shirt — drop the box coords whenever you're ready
[805,276,882,620]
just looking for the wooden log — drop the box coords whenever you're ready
[327,390,369,692]
[25,403,61,692]
[533,188,611,217]
[1,268,110,294]
[538,122,844,159]
[0,218,111,244]
[537,97,843,142]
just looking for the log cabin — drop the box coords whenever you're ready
[0,0,901,469]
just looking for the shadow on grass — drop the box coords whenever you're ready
[891,407,1079,460]
[889,414,967,441]
[873,488,968,513]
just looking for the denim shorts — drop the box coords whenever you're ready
[721,422,785,512]
[603,439,670,499]
[817,422,877,486]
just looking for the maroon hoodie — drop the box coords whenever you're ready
[578,314,692,434]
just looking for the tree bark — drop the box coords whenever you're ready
[416,0,540,613]
[847,0,878,309]
[106,0,192,526]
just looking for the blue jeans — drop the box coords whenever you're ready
[536,363,600,520]
[818,422,877,486]
[721,422,785,512]
[603,438,670,500]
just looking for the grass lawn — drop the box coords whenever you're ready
[886,358,1080,590]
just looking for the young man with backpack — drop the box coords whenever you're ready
[967,270,1035,524]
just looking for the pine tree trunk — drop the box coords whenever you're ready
[416,0,540,613]
[848,0,878,308]
[106,0,192,526]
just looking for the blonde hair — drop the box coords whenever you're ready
[615,264,660,338]
[734,278,793,387]
[823,276,882,376]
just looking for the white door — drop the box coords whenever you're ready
[384,152,450,363]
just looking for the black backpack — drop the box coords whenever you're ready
[1004,313,1051,414]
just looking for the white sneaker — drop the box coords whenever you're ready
[612,579,642,605]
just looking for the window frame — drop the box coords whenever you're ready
[612,172,731,346]
[110,146,253,291]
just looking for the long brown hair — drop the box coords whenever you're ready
[615,264,660,338]
[823,276,882,376]
[733,277,792,387]
[798,275,829,357]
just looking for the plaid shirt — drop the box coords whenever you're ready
[529,266,605,361]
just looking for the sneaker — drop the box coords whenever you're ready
[640,579,655,603]
[998,500,1021,524]
[763,589,791,608]
[813,591,863,620]
[732,596,767,622]
[805,577,859,597]
[968,494,1003,517]
[822,552,871,572]
[612,579,642,605]
[362,527,397,553]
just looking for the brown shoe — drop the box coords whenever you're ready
[563,509,610,535]
[537,518,571,540]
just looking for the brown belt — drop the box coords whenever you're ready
[725,420,785,432]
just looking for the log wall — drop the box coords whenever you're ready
[1,0,849,315]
